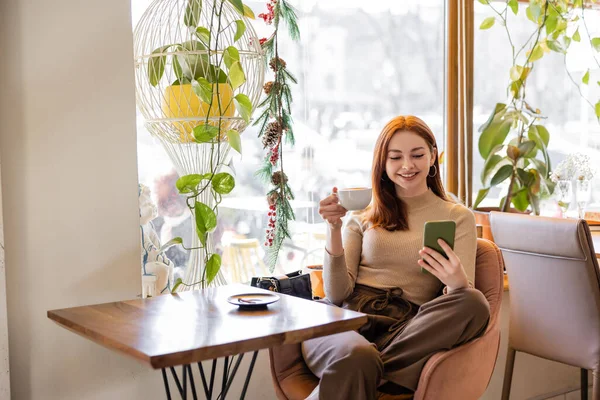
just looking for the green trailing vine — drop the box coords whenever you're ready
[146,0,256,290]
[475,0,600,214]
[254,0,301,269]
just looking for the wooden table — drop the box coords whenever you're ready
[591,232,600,258]
[47,283,367,399]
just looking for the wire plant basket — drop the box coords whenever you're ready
[133,0,265,290]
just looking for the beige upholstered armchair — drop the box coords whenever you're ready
[268,238,504,400]
[490,211,600,400]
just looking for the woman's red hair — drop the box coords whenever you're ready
[364,115,449,231]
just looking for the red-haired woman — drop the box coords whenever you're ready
[302,116,490,400]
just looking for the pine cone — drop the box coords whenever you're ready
[264,81,274,95]
[267,192,279,206]
[262,121,283,148]
[271,171,288,186]
[263,81,281,95]
[269,57,286,72]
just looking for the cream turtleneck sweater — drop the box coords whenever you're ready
[323,189,477,306]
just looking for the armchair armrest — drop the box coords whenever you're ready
[414,319,501,400]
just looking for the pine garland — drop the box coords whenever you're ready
[254,0,300,269]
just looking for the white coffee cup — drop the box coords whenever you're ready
[337,187,372,211]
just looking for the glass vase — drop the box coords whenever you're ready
[556,180,573,218]
[576,179,592,219]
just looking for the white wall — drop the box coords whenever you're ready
[0,156,11,399]
[0,0,158,398]
[0,0,277,398]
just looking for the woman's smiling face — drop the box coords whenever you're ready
[385,130,435,198]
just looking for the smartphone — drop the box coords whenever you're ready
[421,220,456,273]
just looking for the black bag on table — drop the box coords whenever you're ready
[250,270,313,300]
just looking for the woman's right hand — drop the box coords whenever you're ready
[319,187,348,229]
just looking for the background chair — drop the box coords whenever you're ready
[490,212,600,400]
[268,238,504,400]
[222,238,270,283]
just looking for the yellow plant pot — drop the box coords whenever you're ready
[162,83,235,143]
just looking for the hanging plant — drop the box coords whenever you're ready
[134,0,263,291]
[253,0,301,269]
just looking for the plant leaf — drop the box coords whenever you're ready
[530,158,548,178]
[481,154,503,185]
[480,17,495,30]
[530,169,541,195]
[205,254,222,284]
[583,70,590,85]
[173,54,186,83]
[159,237,183,252]
[227,0,244,15]
[243,4,255,19]
[512,189,530,212]
[193,124,220,142]
[479,118,511,159]
[592,37,600,52]
[545,15,558,35]
[224,46,240,70]
[595,101,600,119]
[184,0,203,28]
[491,164,513,186]
[528,126,551,173]
[171,278,183,293]
[176,174,204,193]
[194,201,217,245]
[234,20,246,42]
[211,172,235,194]
[533,124,550,146]
[228,62,246,90]
[517,168,534,186]
[507,145,521,161]
[226,129,242,154]
[233,93,252,123]
[573,28,581,42]
[478,103,506,133]
[192,77,213,104]
[195,27,211,45]
[148,45,170,87]
[518,140,536,157]
[473,188,491,209]
[508,0,518,15]
[546,40,565,54]
[529,44,544,62]
[510,65,523,81]
[527,4,541,21]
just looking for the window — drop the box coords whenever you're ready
[132,0,446,284]
[473,3,600,213]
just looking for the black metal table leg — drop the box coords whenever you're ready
[162,350,261,400]
[240,351,259,400]
[162,368,172,400]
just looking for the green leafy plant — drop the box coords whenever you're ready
[148,0,256,290]
[475,0,600,214]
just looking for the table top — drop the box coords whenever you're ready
[47,284,367,369]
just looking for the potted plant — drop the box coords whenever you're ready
[473,0,600,239]
[134,0,262,290]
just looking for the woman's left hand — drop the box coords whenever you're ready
[418,239,469,293]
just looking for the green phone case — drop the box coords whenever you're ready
[421,220,456,273]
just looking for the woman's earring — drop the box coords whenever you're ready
[428,165,437,178]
